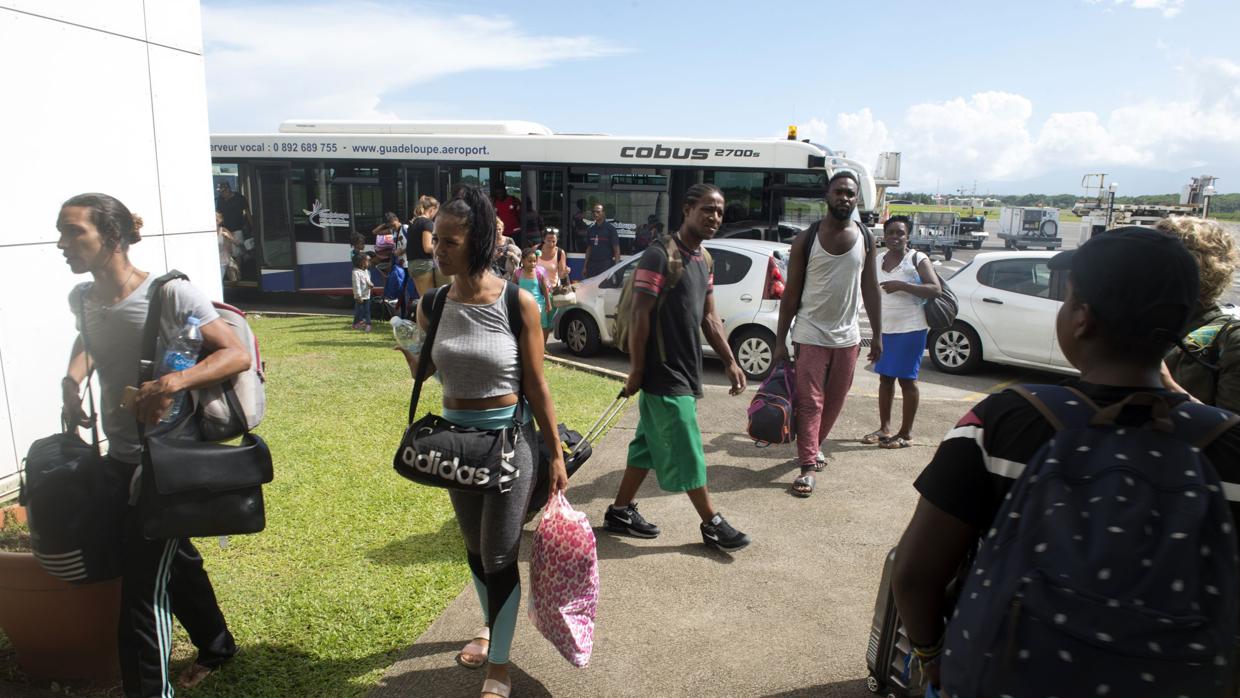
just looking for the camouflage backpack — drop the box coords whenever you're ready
[612,235,712,354]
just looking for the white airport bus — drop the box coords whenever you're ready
[209,120,875,296]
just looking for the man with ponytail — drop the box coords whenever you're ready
[57,193,249,697]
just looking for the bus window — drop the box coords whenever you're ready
[211,163,239,195]
[567,168,669,256]
[777,196,827,233]
[706,171,768,224]
[320,164,401,243]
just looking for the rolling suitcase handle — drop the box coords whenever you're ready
[578,391,629,450]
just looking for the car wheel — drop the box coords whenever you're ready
[562,311,601,357]
[930,324,983,374]
[973,239,983,250]
[731,327,776,381]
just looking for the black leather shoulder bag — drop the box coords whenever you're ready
[393,283,526,494]
[136,272,273,540]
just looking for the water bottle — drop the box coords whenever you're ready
[391,317,425,354]
[160,315,203,424]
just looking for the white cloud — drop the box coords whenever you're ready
[802,57,1240,192]
[202,3,625,131]
[1085,0,1186,18]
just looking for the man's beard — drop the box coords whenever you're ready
[828,202,854,221]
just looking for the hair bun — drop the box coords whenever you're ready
[128,214,144,243]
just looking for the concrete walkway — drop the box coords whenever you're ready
[368,360,1007,697]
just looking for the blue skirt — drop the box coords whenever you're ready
[874,329,929,380]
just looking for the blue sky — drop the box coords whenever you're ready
[202,0,1240,194]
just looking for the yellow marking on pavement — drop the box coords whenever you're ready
[960,377,1022,403]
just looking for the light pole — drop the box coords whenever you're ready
[1106,182,1119,230]
[1203,184,1217,219]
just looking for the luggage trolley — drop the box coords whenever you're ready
[909,211,960,261]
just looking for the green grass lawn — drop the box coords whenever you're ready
[3,315,623,697]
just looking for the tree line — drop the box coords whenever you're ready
[888,192,1240,214]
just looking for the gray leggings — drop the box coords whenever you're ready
[449,420,537,665]
[448,420,537,571]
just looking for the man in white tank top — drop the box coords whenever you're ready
[773,171,883,497]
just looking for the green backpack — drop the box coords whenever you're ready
[612,235,712,355]
[1167,309,1238,407]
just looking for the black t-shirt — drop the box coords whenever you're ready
[915,381,1240,533]
[216,194,248,231]
[634,238,714,398]
[407,217,434,261]
[585,222,619,270]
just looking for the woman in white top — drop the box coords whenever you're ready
[864,215,941,448]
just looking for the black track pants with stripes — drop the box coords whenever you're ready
[118,507,236,698]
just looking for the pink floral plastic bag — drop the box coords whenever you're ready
[529,492,598,667]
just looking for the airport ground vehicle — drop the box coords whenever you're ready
[1074,173,1215,243]
[210,120,878,298]
[956,214,988,249]
[997,206,1061,250]
[554,239,790,380]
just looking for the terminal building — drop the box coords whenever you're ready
[0,0,220,496]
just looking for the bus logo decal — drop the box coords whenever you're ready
[303,199,351,228]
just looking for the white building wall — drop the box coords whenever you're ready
[0,0,218,498]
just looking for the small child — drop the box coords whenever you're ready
[350,231,366,264]
[517,246,553,344]
[352,254,374,332]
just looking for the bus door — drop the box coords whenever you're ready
[252,164,298,292]
[403,165,436,217]
[520,166,566,249]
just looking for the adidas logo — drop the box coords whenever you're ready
[401,446,492,486]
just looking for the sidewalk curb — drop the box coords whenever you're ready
[544,353,627,382]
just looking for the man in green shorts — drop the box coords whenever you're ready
[603,183,751,552]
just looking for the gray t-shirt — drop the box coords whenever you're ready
[69,275,219,463]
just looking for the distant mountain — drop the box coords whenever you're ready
[979,166,1237,197]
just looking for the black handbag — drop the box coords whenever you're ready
[923,270,959,330]
[136,273,274,540]
[393,283,526,495]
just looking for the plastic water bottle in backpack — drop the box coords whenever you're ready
[390,317,425,354]
[160,315,203,424]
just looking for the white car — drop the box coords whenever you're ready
[929,251,1076,375]
[555,239,791,380]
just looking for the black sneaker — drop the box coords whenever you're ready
[701,513,751,552]
[604,502,660,538]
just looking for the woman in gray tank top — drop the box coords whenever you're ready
[398,185,567,698]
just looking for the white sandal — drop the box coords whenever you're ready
[481,677,512,697]
[455,626,490,669]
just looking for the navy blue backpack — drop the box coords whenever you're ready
[942,385,1240,698]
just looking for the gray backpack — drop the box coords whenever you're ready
[150,272,266,441]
